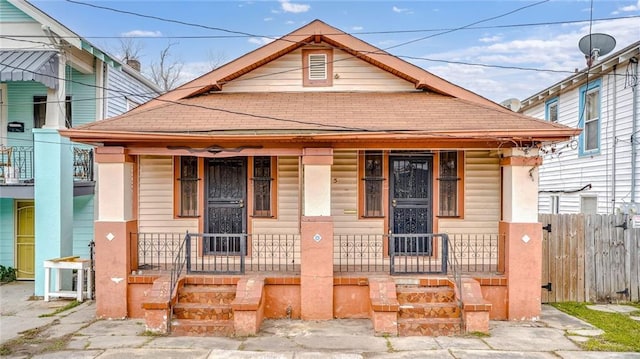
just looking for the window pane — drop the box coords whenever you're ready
[439,151,459,217]
[65,98,72,128]
[585,120,598,150]
[548,102,558,122]
[179,156,198,216]
[550,196,560,214]
[33,96,46,129]
[363,151,383,217]
[586,90,599,120]
[581,197,597,214]
[253,156,271,217]
[33,96,72,128]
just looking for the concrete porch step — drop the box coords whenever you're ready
[177,284,236,304]
[396,286,455,303]
[397,317,462,336]
[173,303,233,320]
[398,302,461,319]
[170,319,234,336]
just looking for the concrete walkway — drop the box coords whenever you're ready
[1,281,639,358]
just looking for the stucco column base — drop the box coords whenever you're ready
[300,217,334,320]
[94,220,137,319]
[500,221,542,320]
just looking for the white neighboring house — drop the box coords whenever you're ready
[520,41,639,215]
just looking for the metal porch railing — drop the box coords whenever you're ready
[135,232,300,274]
[389,233,449,275]
[134,232,503,276]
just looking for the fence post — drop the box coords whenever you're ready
[441,234,448,274]
[185,232,191,274]
[389,234,395,275]
[240,234,246,274]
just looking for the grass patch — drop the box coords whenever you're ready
[552,302,640,352]
[39,300,81,318]
[140,330,167,337]
[382,334,396,353]
[469,331,490,338]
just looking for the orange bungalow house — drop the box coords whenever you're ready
[60,20,579,336]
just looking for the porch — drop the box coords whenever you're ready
[126,231,504,336]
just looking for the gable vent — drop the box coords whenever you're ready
[308,54,327,80]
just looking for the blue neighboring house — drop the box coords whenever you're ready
[0,0,161,295]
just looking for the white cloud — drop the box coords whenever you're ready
[280,0,310,13]
[392,6,409,13]
[415,17,640,102]
[479,35,502,43]
[619,0,640,12]
[285,20,295,25]
[378,40,396,46]
[248,37,275,46]
[352,26,363,31]
[264,17,274,21]
[121,30,162,37]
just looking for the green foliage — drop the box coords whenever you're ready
[38,300,81,318]
[552,302,640,352]
[0,265,16,283]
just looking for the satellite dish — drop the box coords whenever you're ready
[578,33,616,67]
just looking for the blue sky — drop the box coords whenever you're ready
[31,0,640,102]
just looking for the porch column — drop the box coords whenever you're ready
[94,147,137,318]
[33,52,72,296]
[500,148,542,320]
[33,130,73,295]
[300,148,334,320]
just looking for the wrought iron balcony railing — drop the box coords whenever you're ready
[0,145,93,184]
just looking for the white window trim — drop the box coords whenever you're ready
[308,53,327,81]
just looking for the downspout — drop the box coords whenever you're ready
[632,57,639,204]
[611,65,617,214]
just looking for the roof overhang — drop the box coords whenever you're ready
[0,50,58,89]
[59,128,580,150]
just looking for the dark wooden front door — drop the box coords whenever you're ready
[205,158,246,254]
[389,155,433,254]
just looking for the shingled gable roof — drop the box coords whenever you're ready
[134,19,499,110]
[60,20,580,146]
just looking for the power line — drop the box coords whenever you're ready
[65,0,551,55]
[1,62,370,132]
[50,0,631,94]
[3,62,571,143]
[56,0,592,87]
[66,0,280,41]
[382,0,549,51]
[4,15,638,40]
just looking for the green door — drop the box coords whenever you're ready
[16,201,35,280]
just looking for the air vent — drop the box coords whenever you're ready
[308,54,327,80]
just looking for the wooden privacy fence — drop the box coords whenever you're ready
[540,214,640,303]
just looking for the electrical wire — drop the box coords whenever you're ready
[382,0,549,51]
[2,34,599,79]
[6,15,637,40]
[0,1,598,142]
[2,62,571,151]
